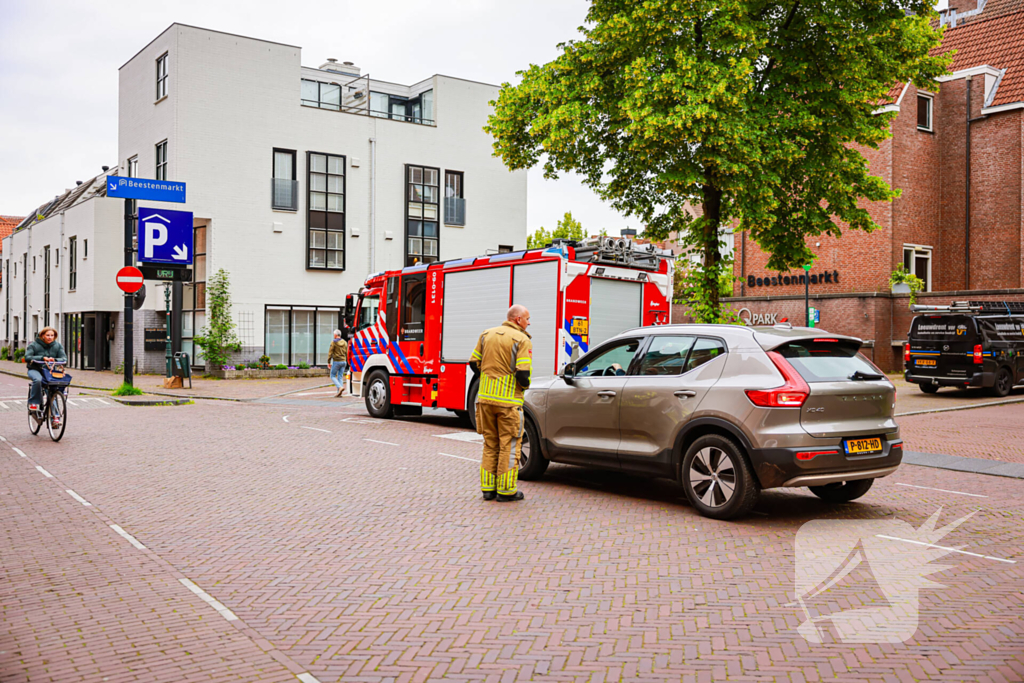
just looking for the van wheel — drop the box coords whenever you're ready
[810,478,874,503]
[991,367,1013,398]
[919,383,939,394]
[680,435,759,520]
[518,416,548,480]
[465,379,479,430]
[365,371,394,419]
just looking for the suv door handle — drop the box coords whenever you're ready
[597,390,617,398]
[674,390,697,399]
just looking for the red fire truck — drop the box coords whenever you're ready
[342,238,674,425]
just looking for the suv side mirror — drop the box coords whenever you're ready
[562,362,576,385]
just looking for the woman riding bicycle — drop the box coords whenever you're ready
[25,326,67,413]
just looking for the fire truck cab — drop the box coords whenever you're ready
[343,238,674,426]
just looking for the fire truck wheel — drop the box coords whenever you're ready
[518,416,548,480]
[365,371,394,419]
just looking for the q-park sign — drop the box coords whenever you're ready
[138,207,194,266]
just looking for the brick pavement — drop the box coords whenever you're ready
[0,359,331,400]
[891,377,1024,416]
[897,403,1024,464]
[1,381,1021,683]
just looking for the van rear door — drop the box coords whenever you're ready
[908,315,978,380]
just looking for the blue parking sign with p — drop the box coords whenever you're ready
[138,207,194,265]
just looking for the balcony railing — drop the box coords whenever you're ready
[272,179,298,211]
[444,197,466,226]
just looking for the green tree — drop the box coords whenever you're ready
[487,0,948,321]
[527,211,586,248]
[193,268,242,369]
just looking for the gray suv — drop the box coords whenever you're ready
[518,324,902,519]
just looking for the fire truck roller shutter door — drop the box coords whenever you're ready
[512,260,558,378]
[589,278,643,348]
[441,266,512,361]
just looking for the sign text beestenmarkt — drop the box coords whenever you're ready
[106,176,186,204]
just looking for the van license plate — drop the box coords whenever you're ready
[916,359,937,366]
[845,438,882,455]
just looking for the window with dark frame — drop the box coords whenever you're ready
[264,305,343,366]
[272,149,297,210]
[68,237,77,290]
[43,247,50,327]
[444,170,465,226]
[306,152,345,270]
[156,53,168,100]
[406,164,439,266]
[300,79,341,111]
[156,140,168,180]
[181,224,207,366]
[498,245,514,253]
[917,94,932,131]
[368,90,433,124]
[401,273,427,342]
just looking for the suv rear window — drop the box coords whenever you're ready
[775,340,879,383]
[910,316,977,342]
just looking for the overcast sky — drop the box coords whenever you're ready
[0,0,639,236]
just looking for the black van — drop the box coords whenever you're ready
[905,301,1024,396]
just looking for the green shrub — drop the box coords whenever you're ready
[112,382,145,397]
[297,362,310,369]
[13,347,25,362]
[246,361,259,369]
[274,363,288,370]
[0,346,8,360]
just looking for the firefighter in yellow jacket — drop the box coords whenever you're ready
[470,304,532,502]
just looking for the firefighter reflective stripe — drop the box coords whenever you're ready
[479,373,522,406]
[480,469,496,492]
[497,469,518,496]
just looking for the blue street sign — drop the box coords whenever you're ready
[138,207,194,265]
[107,176,186,203]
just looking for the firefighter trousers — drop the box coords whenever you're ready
[476,402,524,496]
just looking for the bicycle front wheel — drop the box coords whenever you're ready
[28,403,42,435]
[47,391,67,442]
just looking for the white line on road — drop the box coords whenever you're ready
[875,534,1016,564]
[364,438,399,446]
[179,578,239,621]
[296,673,323,683]
[66,489,92,506]
[439,452,480,463]
[895,482,988,498]
[292,390,338,396]
[300,426,332,433]
[282,415,290,423]
[36,466,53,478]
[110,524,147,550]
[13,447,26,457]
[0,435,6,441]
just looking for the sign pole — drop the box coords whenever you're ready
[124,199,134,386]
[164,282,172,378]
[803,263,812,328]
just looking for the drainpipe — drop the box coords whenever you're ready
[59,212,65,335]
[369,136,377,274]
[965,75,972,290]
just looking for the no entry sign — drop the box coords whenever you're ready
[116,266,145,293]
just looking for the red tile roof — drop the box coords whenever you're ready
[0,215,23,243]
[938,9,1024,107]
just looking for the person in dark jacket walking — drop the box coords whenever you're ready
[25,327,67,411]
[328,330,349,397]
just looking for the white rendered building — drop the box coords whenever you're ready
[116,23,527,366]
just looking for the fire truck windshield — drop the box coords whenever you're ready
[356,295,380,331]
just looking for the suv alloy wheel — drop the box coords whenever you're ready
[680,434,759,520]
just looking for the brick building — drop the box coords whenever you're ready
[727,0,1024,371]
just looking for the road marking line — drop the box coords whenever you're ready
[435,431,484,443]
[875,534,1016,564]
[110,524,147,550]
[66,489,92,506]
[0,435,5,441]
[292,390,338,396]
[364,438,399,446]
[895,482,988,498]
[13,447,27,457]
[439,452,480,463]
[94,398,111,405]
[36,466,53,478]
[300,426,331,433]
[297,673,322,683]
[179,578,239,621]
[282,415,290,423]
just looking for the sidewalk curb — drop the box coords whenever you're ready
[105,395,193,407]
[895,395,1024,417]
[904,450,1024,480]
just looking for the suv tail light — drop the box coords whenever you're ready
[904,342,911,363]
[746,351,810,407]
[974,344,983,364]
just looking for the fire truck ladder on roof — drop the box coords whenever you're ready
[562,237,675,270]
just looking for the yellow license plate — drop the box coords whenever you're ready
[916,359,937,366]
[845,437,882,455]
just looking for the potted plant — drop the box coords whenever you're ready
[259,355,271,369]
[889,267,925,307]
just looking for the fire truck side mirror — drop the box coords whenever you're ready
[344,293,357,329]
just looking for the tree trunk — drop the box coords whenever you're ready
[701,183,723,320]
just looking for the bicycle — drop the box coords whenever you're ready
[27,360,72,442]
